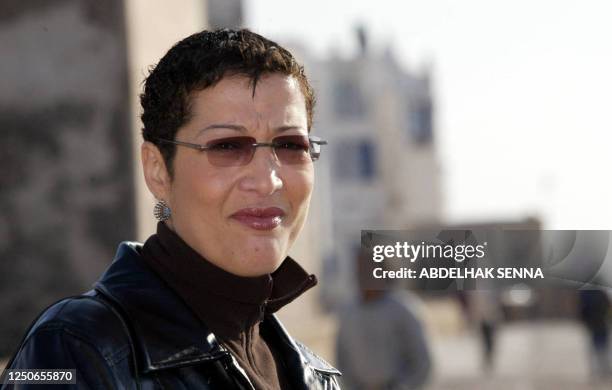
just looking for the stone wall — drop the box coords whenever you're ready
[0,0,134,357]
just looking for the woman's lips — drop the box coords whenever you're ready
[230,207,285,231]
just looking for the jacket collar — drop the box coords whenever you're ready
[142,221,317,340]
[94,242,226,372]
[94,242,340,376]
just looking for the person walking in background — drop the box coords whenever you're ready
[579,288,611,380]
[467,291,503,373]
[336,288,432,390]
[455,290,503,373]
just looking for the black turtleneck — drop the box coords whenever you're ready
[141,222,317,390]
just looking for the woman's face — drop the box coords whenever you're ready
[144,73,314,277]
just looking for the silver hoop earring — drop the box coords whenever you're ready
[154,199,171,221]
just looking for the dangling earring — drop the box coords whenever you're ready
[154,199,171,221]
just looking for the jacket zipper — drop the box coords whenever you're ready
[259,299,268,323]
[223,353,256,390]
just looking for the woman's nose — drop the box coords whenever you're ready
[237,147,283,195]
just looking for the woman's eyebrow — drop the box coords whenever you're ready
[275,125,306,133]
[198,124,247,134]
[198,124,305,135]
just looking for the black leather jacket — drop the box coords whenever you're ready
[2,242,341,389]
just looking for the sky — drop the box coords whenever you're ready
[245,0,612,229]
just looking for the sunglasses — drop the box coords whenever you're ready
[155,135,327,167]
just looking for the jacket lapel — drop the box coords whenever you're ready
[264,314,341,389]
[94,242,228,373]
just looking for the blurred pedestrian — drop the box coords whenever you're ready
[336,288,432,390]
[579,288,611,379]
[473,292,502,371]
[460,291,502,372]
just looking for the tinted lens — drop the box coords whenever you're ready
[205,136,256,167]
[203,135,315,167]
[273,135,311,165]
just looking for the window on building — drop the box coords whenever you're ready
[409,100,433,144]
[333,80,365,118]
[333,139,376,181]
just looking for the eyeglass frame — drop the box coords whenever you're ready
[154,135,328,164]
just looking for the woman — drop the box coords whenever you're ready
[2,29,341,389]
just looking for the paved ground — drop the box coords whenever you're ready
[428,320,612,390]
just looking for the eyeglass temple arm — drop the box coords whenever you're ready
[156,138,208,151]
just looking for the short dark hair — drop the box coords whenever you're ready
[140,29,315,176]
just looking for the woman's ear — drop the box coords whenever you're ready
[141,141,172,200]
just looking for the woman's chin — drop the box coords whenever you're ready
[231,250,284,277]
[251,256,285,276]
[244,235,287,255]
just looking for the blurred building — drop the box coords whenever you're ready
[0,0,135,357]
[306,28,442,308]
[206,0,243,29]
[125,0,208,240]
